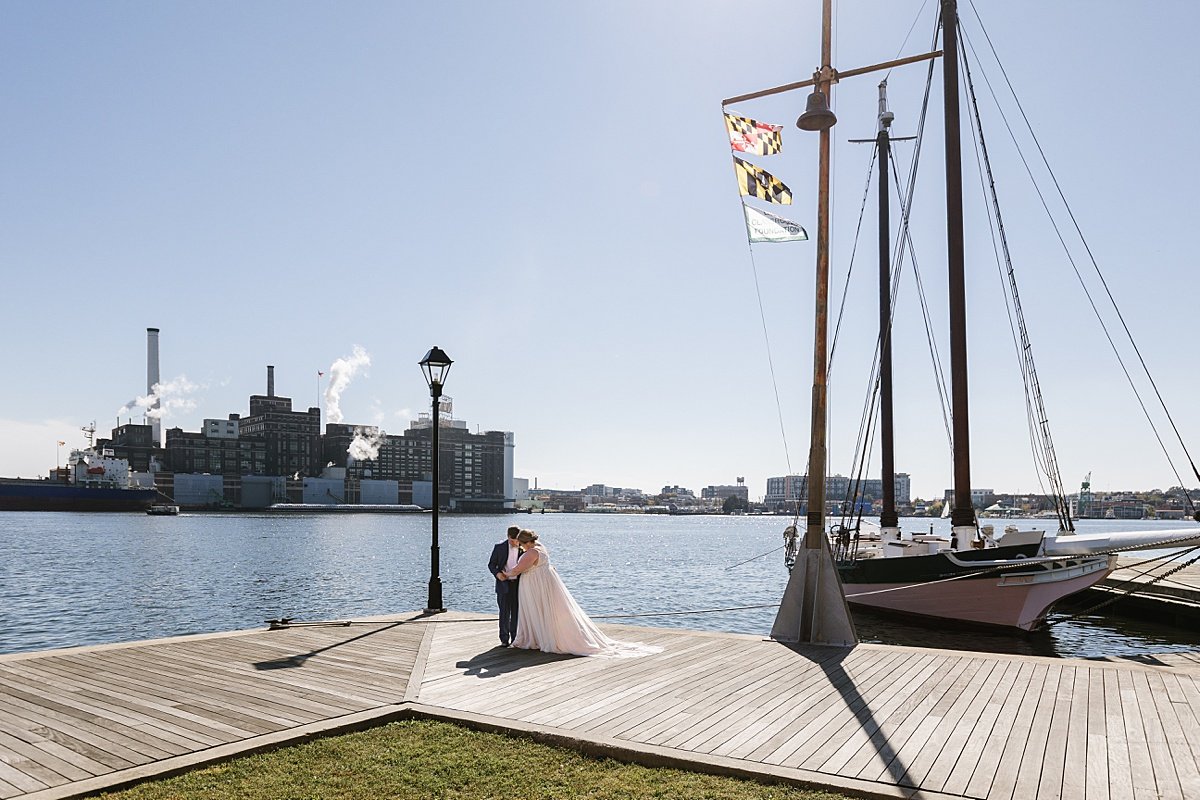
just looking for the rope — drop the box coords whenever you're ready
[962,1,1199,515]
[959,26,1072,531]
[745,236,795,476]
[1045,549,1200,627]
[724,543,786,571]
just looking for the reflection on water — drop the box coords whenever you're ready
[0,512,1196,661]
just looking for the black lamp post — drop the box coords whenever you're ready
[419,346,452,613]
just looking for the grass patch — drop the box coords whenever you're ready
[98,719,854,800]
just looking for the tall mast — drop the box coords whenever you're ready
[803,0,834,550]
[942,0,975,543]
[876,83,898,532]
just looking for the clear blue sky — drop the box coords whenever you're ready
[2,1,1197,501]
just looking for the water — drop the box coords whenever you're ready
[0,512,1196,659]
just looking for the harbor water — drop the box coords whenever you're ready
[1,511,1196,658]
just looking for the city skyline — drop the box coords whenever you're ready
[2,2,1198,501]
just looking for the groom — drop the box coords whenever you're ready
[488,525,522,647]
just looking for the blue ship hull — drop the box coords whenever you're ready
[0,479,158,512]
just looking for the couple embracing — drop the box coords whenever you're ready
[488,525,659,658]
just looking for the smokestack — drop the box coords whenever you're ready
[267,365,275,397]
[147,328,161,447]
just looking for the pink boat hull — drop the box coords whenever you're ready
[842,557,1115,631]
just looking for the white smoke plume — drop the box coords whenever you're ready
[347,426,386,464]
[117,376,200,422]
[323,345,371,424]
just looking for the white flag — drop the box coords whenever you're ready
[744,204,808,243]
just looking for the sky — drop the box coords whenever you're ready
[2,1,1198,501]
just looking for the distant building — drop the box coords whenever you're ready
[164,424,268,476]
[99,423,161,473]
[322,400,515,512]
[765,473,911,512]
[942,487,995,509]
[701,484,749,502]
[148,366,516,510]
[660,485,694,498]
[532,488,585,512]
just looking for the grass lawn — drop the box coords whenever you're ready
[97,719,855,800]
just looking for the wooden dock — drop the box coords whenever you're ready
[1,613,1198,800]
[1089,559,1200,623]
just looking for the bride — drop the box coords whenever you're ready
[498,529,660,658]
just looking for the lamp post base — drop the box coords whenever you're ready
[426,579,444,614]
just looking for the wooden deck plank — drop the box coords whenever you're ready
[978,660,1047,798]
[920,657,1019,792]
[645,643,835,750]
[92,647,371,719]
[857,655,981,788]
[1006,663,1065,800]
[942,659,1032,797]
[0,673,225,749]
[807,654,957,777]
[0,728,88,784]
[1120,669,1161,800]
[729,648,906,763]
[886,656,998,790]
[1146,670,1199,800]
[728,648,909,762]
[785,651,944,768]
[605,639,787,742]
[59,650,324,727]
[1085,667,1111,800]
[596,640,772,738]
[6,657,288,737]
[0,691,189,759]
[1102,667,1134,800]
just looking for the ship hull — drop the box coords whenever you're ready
[0,479,157,512]
[839,546,1116,630]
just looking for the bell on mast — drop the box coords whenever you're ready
[796,73,837,131]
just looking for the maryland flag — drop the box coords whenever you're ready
[725,113,782,156]
[732,156,792,205]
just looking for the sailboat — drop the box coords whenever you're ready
[731,1,1198,633]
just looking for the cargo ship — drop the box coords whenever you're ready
[0,447,158,512]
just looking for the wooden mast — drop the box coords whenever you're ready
[876,82,899,532]
[942,0,976,544]
[803,0,834,551]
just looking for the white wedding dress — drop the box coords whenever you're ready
[511,544,660,658]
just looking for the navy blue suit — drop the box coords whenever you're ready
[488,541,520,645]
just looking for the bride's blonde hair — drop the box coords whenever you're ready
[517,529,538,545]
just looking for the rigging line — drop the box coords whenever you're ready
[889,150,954,453]
[959,30,1064,527]
[957,16,1197,515]
[886,0,934,78]
[745,235,794,475]
[828,147,877,372]
[885,19,956,452]
[964,0,1200,510]
[723,544,786,571]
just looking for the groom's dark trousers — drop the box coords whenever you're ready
[488,541,519,646]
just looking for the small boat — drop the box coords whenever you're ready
[146,504,180,516]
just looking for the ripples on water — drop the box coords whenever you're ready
[0,512,1195,659]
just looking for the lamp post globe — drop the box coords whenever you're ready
[419,347,452,614]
